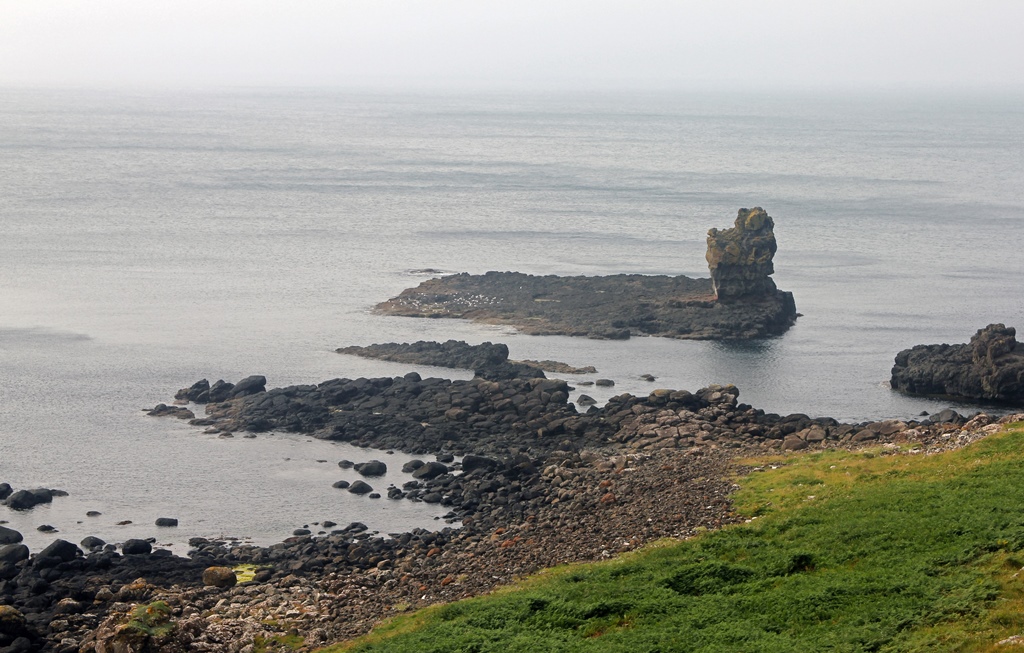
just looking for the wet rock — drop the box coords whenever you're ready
[175,378,211,402]
[348,481,373,495]
[39,539,79,562]
[595,379,615,387]
[0,484,11,501]
[80,536,105,550]
[155,517,179,527]
[355,460,387,477]
[0,544,29,565]
[402,460,425,473]
[412,462,448,480]
[4,489,52,511]
[461,455,499,473]
[891,324,1024,404]
[332,480,351,489]
[121,539,152,555]
[231,375,267,398]
[207,379,236,402]
[146,403,195,419]
[0,526,22,545]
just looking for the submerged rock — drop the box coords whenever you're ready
[891,324,1024,404]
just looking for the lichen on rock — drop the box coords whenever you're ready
[706,207,779,299]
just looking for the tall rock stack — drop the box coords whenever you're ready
[706,207,779,300]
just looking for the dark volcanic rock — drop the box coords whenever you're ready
[354,460,388,477]
[891,324,1024,404]
[348,480,373,495]
[146,403,195,419]
[338,340,545,380]
[412,462,449,480]
[38,539,80,562]
[374,208,797,340]
[231,375,267,398]
[155,517,179,527]
[175,378,210,402]
[0,526,22,545]
[4,488,53,511]
[0,483,11,501]
[0,544,29,564]
[121,539,152,555]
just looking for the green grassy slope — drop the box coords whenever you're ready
[324,424,1024,653]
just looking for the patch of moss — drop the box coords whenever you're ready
[126,601,175,638]
[233,563,268,583]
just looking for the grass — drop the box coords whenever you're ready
[320,423,1024,653]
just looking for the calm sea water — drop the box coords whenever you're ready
[1,88,1022,552]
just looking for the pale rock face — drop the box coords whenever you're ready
[706,207,779,299]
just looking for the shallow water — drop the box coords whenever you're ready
[1,88,1022,551]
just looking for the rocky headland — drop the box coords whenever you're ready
[5,362,1021,652]
[375,208,798,340]
[891,323,1024,404]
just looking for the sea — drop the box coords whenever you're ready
[1,88,1022,553]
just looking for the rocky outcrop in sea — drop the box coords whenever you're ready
[374,208,797,340]
[891,324,1024,404]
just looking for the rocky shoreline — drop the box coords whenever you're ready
[375,208,798,340]
[4,360,1022,652]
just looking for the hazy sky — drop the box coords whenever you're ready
[2,0,1022,90]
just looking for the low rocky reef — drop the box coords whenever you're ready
[891,324,1024,405]
[375,208,798,340]
[337,340,596,378]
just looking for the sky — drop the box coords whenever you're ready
[1,0,1023,90]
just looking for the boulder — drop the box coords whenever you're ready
[175,378,211,402]
[461,455,499,473]
[0,605,30,641]
[332,480,351,489]
[81,536,106,550]
[121,539,152,555]
[348,480,373,495]
[705,207,779,299]
[354,460,387,477]
[412,462,449,480]
[146,403,195,419]
[207,380,235,402]
[38,539,80,562]
[0,544,29,564]
[4,488,52,510]
[891,324,1024,404]
[155,517,179,527]
[0,483,11,501]
[402,460,425,473]
[230,375,267,398]
[0,526,22,545]
[202,566,237,588]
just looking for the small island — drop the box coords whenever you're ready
[376,207,798,340]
